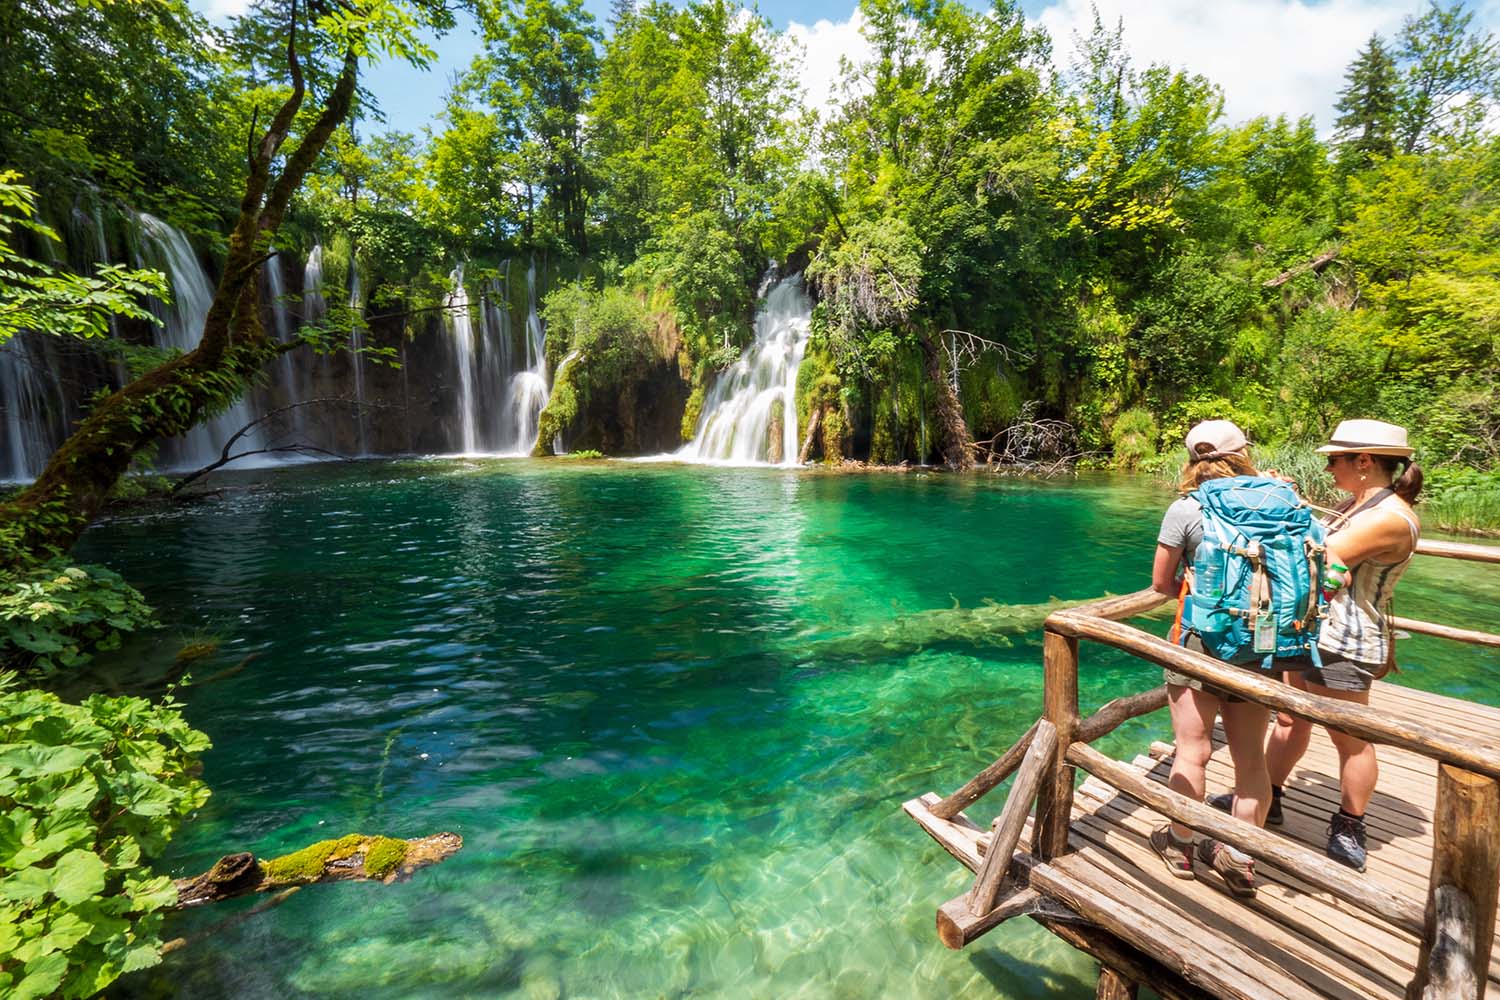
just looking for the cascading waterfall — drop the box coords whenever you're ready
[505,262,549,455]
[0,335,68,482]
[135,213,263,469]
[446,266,480,455]
[478,264,513,444]
[303,244,327,325]
[676,274,811,466]
[348,263,367,454]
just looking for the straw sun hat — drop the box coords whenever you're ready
[1314,419,1415,458]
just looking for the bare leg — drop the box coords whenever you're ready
[1306,680,1378,814]
[1221,700,1272,826]
[1266,669,1312,788]
[1166,683,1221,840]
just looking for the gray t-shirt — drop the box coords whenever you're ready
[1158,496,1203,563]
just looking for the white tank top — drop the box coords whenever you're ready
[1317,503,1420,665]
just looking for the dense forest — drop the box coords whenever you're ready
[1,0,1499,993]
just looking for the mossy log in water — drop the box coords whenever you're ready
[172,832,463,907]
[807,594,1173,660]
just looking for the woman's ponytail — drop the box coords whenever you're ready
[1379,456,1424,504]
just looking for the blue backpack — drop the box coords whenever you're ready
[1182,476,1327,668]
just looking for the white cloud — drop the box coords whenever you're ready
[1035,0,1417,130]
[198,0,251,19]
[785,10,873,123]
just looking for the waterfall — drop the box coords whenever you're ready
[478,264,514,446]
[348,263,367,455]
[504,262,549,455]
[676,274,811,466]
[264,253,299,407]
[0,335,68,482]
[446,267,479,455]
[303,244,327,325]
[134,213,263,470]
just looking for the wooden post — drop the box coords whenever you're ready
[968,720,1057,915]
[1408,764,1500,1000]
[1097,965,1139,1000]
[1034,628,1079,859]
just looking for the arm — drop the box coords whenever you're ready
[1153,543,1185,597]
[1326,509,1417,571]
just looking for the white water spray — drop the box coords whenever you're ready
[676,275,811,466]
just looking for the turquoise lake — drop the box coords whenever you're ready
[77,461,1500,998]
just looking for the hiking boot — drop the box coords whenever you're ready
[1327,812,1368,872]
[1197,838,1256,898]
[1149,825,1196,880]
[1207,789,1283,825]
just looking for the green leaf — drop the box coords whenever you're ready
[13,950,67,1000]
[0,744,90,777]
[51,850,107,905]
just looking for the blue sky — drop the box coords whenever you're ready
[194,0,1500,137]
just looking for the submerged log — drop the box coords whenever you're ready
[172,832,463,908]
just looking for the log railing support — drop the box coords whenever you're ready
[968,720,1058,915]
[932,720,1039,820]
[1408,765,1500,1000]
[1034,628,1079,859]
[1097,965,1139,1000]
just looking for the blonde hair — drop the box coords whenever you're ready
[1177,450,1256,494]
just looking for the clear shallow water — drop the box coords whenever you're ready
[76,461,1500,999]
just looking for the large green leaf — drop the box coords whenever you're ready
[51,850,108,905]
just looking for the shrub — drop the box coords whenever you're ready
[1110,408,1158,470]
[1,562,157,678]
[0,680,210,998]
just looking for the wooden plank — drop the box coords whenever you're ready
[903,793,983,872]
[1067,811,1407,1000]
[1067,741,1425,935]
[1097,965,1139,1000]
[1077,685,1169,744]
[937,882,1041,949]
[1391,616,1500,649]
[1032,853,1326,1000]
[1070,793,1418,994]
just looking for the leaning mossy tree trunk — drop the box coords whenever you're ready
[0,22,361,572]
[918,329,973,470]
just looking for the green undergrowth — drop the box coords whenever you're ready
[0,679,210,999]
[1,561,157,678]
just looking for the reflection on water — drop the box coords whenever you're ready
[78,462,1500,999]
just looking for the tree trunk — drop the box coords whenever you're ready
[172,832,463,908]
[0,37,361,571]
[919,329,974,470]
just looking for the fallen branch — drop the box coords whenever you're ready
[171,397,379,492]
[172,831,463,908]
[1263,248,1339,288]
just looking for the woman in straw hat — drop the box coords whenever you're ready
[1263,419,1423,872]
[1147,419,1274,898]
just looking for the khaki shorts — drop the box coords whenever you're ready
[1162,634,1295,702]
[1298,655,1380,694]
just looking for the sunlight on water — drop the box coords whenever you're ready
[78,462,1500,998]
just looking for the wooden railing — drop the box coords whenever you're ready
[928,539,1500,1000]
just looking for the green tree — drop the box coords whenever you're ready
[1334,34,1399,171]
[475,0,601,253]
[1395,1,1500,154]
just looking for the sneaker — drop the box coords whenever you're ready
[1327,812,1368,872]
[1197,838,1256,898]
[1149,825,1196,880]
[1206,789,1283,826]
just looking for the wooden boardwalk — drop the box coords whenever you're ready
[908,681,1500,1000]
[904,544,1500,1000]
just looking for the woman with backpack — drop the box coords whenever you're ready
[1147,419,1278,899]
[1260,420,1423,872]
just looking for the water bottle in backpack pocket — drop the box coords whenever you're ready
[1183,476,1327,668]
